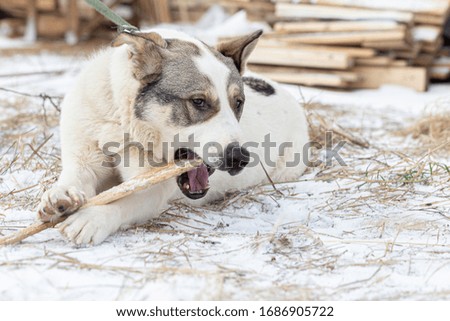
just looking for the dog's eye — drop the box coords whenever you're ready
[192,98,206,109]
[236,99,243,111]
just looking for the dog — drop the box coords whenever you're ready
[37,29,309,245]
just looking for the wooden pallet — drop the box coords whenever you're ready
[249,0,450,91]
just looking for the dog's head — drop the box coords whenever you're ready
[112,29,262,199]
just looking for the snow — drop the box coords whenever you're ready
[413,26,441,43]
[0,12,450,301]
[0,35,31,49]
[283,83,450,117]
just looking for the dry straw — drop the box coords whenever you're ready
[398,99,450,153]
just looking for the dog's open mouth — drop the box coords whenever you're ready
[174,148,215,200]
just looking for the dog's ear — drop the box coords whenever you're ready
[216,30,263,75]
[112,32,167,83]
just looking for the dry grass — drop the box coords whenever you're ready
[401,114,450,153]
[0,95,60,215]
[396,97,450,155]
[305,102,370,149]
[304,99,449,181]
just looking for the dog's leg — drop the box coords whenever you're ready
[37,149,112,222]
[58,180,173,245]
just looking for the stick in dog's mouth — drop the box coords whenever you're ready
[174,148,215,200]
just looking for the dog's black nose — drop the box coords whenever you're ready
[219,142,250,176]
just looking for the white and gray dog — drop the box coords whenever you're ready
[37,29,309,245]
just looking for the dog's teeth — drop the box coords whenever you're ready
[185,184,190,190]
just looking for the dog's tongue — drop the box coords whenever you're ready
[187,163,209,192]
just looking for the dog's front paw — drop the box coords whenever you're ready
[37,186,86,222]
[58,206,118,245]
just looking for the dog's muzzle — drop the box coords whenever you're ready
[174,144,249,200]
[218,142,250,176]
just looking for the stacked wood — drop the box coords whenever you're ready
[248,0,450,91]
[0,0,56,16]
[217,0,274,21]
[169,0,274,23]
[136,0,171,24]
[0,0,171,44]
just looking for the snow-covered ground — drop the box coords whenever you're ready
[0,46,449,300]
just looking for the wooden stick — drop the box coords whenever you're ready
[0,158,202,246]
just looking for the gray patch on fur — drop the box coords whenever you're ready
[243,77,275,96]
[134,39,219,126]
[135,39,246,126]
[204,43,246,120]
[227,75,245,120]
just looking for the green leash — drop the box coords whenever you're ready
[84,0,139,33]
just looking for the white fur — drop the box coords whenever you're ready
[38,30,309,245]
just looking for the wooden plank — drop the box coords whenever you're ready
[349,66,428,92]
[249,64,359,83]
[248,46,353,70]
[413,54,435,66]
[0,0,55,11]
[395,43,423,59]
[275,3,414,24]
[66,0,79,45]
[355,57,409,67]
[258,39,377,58]
[362,40,411,50]
[251,65,428,91]
[141,0,172,23]
[306,0,450,15]
[174,0,190,22]
[390,60,409,67]
[255,72,350,87]
[37,14,66,38]
[414,13,447,26]
[154,0,172,23]
[272,30,407,45]
[422,38,444,53]
[355,56,394,66]
[219,0,274,12]
[273,20,401,33]
[58,0,95,19]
